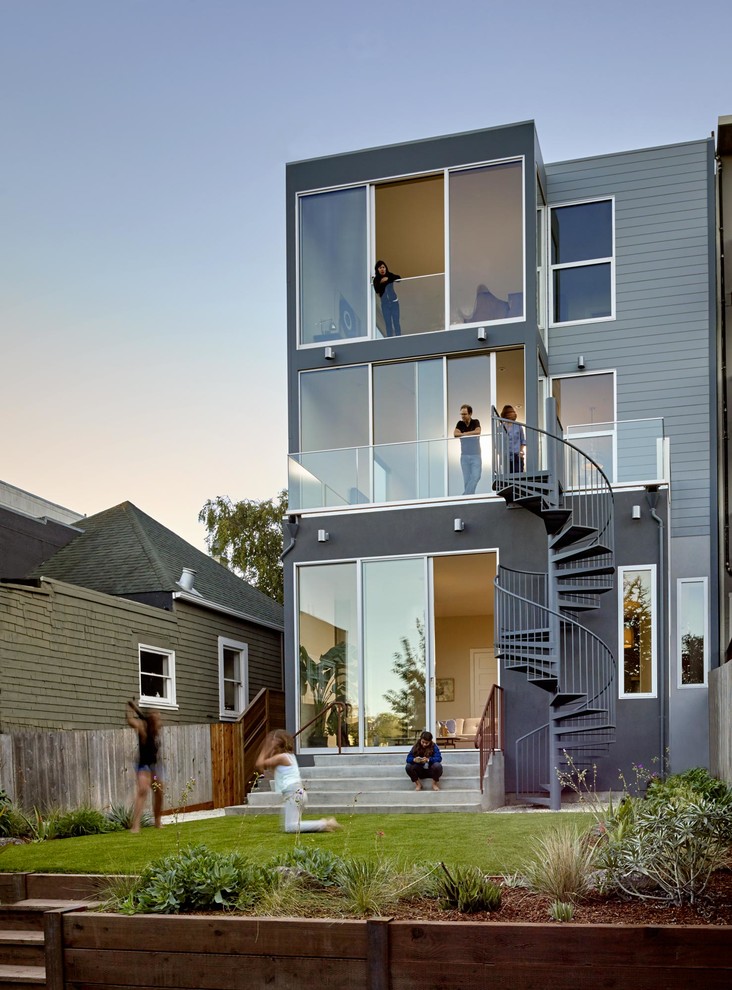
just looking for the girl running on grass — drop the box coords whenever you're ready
[255,730,341,833]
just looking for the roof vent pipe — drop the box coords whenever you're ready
[177,567,196,592]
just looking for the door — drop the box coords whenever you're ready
[471,648,497,717]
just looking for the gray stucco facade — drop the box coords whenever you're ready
[284,121,717,797]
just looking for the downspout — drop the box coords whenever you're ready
[716,153,729,575]
[281,516,299,559]
[646,487,667,771]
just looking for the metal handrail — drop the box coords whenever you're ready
[293,700,351,754]
[477,684,504,793]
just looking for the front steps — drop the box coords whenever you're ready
[227,750,494,816]
[0,900,78,990]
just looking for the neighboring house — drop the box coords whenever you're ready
[0,500,283,730]
[0,480,84,577]
[282,120,719,806]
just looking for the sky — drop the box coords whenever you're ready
[2,0,731,551]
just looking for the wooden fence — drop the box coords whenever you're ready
[0,690,286,812]
[0,724,212,813]
[710,660,732,785]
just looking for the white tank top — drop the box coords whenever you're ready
[274,754,302,793]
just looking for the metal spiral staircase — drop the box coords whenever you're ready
[492,399,616,809]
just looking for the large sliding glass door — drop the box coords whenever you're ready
[296,552,497,751]
[363,558,427,746]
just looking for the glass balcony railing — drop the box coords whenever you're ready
[375,274,445,337]
[289,436,494,511]
[289,419,667,512]
[565,418,666,484]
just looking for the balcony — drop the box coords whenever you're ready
[288,419,667,512]
[375,274,445,336]
[565,418,667,485]
[289,437,493,511]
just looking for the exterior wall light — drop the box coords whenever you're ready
[454,518,465,532]
[317,529,330,542]
[577,355,585,370]
[324,346,336,360]
[632,505,642,520]
[477,327,487,342]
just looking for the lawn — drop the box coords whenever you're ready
[0,812,590,875]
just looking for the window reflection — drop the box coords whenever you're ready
[298,564,359,747]
[450,161,524,325]
[363,559,426,746]
[621,568,654,695]
[300,187,368,345]
[679,579,707,686]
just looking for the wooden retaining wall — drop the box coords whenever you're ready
[45,910,732,990]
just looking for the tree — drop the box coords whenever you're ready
[198,491,288,604]
[383,619,426,740]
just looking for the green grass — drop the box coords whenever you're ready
[0,812,590,876]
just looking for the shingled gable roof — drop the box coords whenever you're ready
[31,501,284,630]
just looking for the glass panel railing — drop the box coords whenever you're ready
[566,418,665,484]
[289,435,494,510]
[374,274,445,337]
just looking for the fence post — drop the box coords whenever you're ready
[366,918,392,990]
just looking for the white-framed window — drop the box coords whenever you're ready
[549,198,614,326]
[618,565,656,698]
[138,644,177,708]
[218,637,248,719]
[296,157,526,347]
[677,577,708,689]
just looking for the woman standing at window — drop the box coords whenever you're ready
[372,260,402,336]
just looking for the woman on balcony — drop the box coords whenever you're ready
[372,260,402,336]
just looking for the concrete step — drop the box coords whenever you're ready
[300,762,480,780]
[228,791,484,816]
[244,786,482,809]
[0,933,44,968]
[295,774,480,792]
[310,751,479,767]
[0,964,45,990]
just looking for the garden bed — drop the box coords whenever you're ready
[47,902,732,990]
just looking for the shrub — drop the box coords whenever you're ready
[270,846,344,886]
[549,900,575,922]
[0,790,30,839]
[115,845,253,914]
[521,825,596,903]
[54,807,118,838]
[436,863,501,914]
[597,795,730,905]
[106,804,152,831]
[334,857,425,917]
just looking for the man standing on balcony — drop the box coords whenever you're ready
[454,404,482,495]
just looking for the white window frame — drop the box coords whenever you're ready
[218,636,249,719]
[296,156,526,349]
[677,577,709,689]
[138,644,177,709]
[618,564,657,700]
[548,196,615,328]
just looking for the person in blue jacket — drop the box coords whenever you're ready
[405,730,443,791]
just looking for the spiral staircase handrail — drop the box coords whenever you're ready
[495,578,616,713]
[491,407,615,495]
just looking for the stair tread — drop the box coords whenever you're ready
[0,964,45,981]
[0,935,44,946]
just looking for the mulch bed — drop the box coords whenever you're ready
[386,869,732,925]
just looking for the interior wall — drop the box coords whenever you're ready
[434,614,492,720]
[375,175,444,277]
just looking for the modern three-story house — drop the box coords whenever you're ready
[282,119,717,806]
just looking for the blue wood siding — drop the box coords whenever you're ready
[546,140,714,538]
